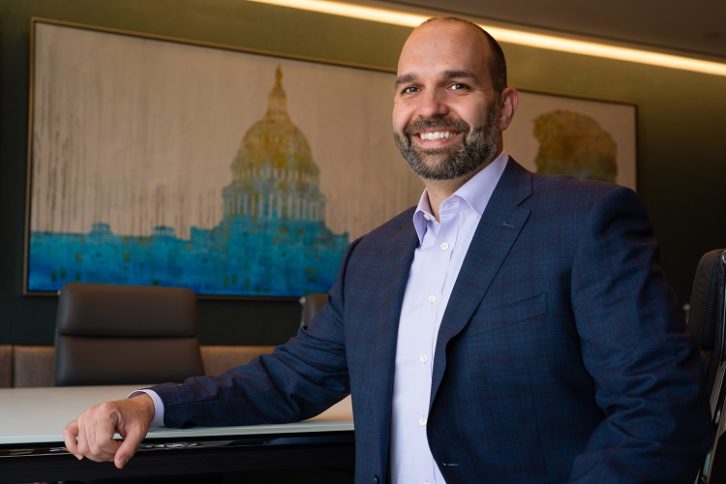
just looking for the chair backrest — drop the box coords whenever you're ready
[689,249,726,399]
[299,293,328,328]
[54,283,204,386]
[689,249,726,484]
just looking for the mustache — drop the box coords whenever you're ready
[403,116,470,135]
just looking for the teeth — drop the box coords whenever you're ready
[419,131,453,141]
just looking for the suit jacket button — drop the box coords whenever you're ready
[373,475,380,483]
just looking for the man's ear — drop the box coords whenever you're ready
[498,87,519,131]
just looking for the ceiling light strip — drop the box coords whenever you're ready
[249,0,726,77]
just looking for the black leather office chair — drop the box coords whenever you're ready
[689,249,726,483]
[299,293,328,329]
[54,283,204,386]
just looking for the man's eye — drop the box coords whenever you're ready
[401,86,419,95]
[450,82,469,91]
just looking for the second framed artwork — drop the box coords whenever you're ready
[26,19,637,298]
[505,91,637,190]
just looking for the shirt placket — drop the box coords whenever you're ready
[422,207,459,483]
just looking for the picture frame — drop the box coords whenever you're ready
[25,19,638,299]
[24,18,422,298]
[505,90,638,189]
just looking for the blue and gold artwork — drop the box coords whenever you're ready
[28,68,349,296]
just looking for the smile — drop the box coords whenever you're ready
[418,131,456,141]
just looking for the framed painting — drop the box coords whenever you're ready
[25,19,638,298]
[25,19,423,298]
[505,90,637,189]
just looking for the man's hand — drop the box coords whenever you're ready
[63,393,155,469]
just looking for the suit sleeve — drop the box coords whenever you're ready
[568,186,711,483]
[150,239,362,428]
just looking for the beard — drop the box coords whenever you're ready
[394,104,501,181]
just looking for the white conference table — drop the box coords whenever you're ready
[0,385,354,482]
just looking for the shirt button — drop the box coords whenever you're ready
[427,294,437,304]
[423,213,432,221]
[419,416,427,426]
[440,241,449,251]
[419,353,429,363]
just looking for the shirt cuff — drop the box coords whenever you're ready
[129,389,165,427]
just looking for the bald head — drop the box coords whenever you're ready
[392,16,519,190]
[410,17,507,94]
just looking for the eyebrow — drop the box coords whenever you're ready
[395,69,479,88]
[395,73,416,87]
[442,69,478,81]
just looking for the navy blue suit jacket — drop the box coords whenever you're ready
[154,159,711,483]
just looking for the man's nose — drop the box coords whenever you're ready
[417,89,449,118]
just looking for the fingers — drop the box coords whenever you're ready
[114,421,145,469]
[81,404,122,462]
[63,399,145,466]
[65,416,118,462]
[62,419,82,460]
[113,395,154,469]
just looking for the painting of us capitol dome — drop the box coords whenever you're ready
[29,68,349,296]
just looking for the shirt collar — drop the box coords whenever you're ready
[412,151,509,243]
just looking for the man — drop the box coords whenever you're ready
[65,17,711,483]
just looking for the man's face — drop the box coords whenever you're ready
[392,22,507,181]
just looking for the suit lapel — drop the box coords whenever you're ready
[365,211,418,471]
[430,159,533,403]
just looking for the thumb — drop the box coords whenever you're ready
[113,423,145,469]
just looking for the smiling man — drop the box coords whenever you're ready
[65,17,710,483]
[393,18,516,212]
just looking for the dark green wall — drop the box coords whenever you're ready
[1,0,724,345]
